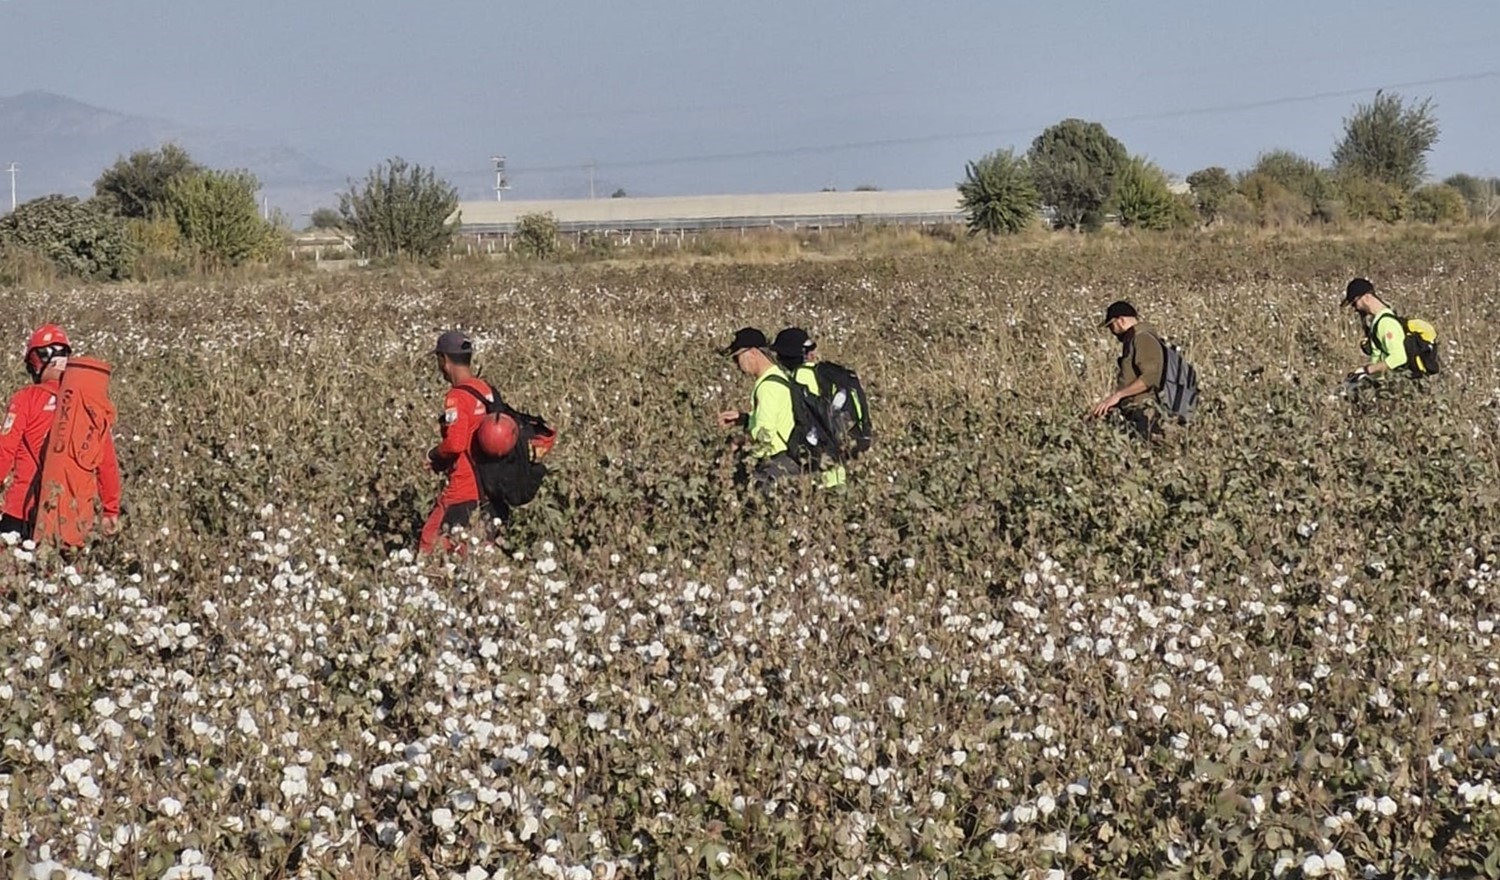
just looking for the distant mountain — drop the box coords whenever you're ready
[0,91,350,218]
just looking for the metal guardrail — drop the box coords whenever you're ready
[462,211,968,236]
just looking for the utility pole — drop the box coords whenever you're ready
[491,156,509,202]
[5,163,16,212]
[587,160,597,200]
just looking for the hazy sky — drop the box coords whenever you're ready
[2,0,1498,199]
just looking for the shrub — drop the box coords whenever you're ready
[515,212,561,258]
[956,149,1039,236]
[165,169,279,268]
[1336,174,1408,223]
[0,194,131,280]
[1112,156,1188,231]
[1409,183,1469,224]
[1236,173,1312,227]
[339,157,459,262]
[1185,166,1235,225]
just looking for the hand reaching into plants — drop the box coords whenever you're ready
[1085,393,1119,421]
[100,514,120,537]
[717,409,743,428]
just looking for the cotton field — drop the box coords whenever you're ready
[3,235,1500,878]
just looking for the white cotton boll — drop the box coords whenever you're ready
[432,808,455,831]
[465,867,489,880]
[843,766,866,782]
[1355,796,1376,813]
[1376,796,1398,816]
[1323,850,1346,873]
[1302,854,1327,877]
[1037,794,1056,816]
[886,696,906,718]
[586,712,607,731]
[158,796,183,818]
[930,791,947,809]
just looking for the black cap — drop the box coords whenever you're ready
[770,327,815,362]
[434,330,473,356]
[720,327,768,357]
[1343,277,1374,306]
[1101,300,1138,326]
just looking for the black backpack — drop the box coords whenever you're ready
[809,361,872,456]
[761,372,842,468]
[456,383,556,508]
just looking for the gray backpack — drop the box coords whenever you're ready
[1157,337,1199,422]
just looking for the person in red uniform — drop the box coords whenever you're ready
[0,325,121,542]
[419,330,506,554]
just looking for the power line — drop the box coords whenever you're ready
[493,70,1499,177]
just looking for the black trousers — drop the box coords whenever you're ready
[0,514,31,541]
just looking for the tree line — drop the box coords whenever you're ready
[0,150,461,282]
[958,92,1497,236]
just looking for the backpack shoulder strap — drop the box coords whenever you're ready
[453,381,502,410]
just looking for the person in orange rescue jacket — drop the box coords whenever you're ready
[420,330,506,554]
[0,325,121,542]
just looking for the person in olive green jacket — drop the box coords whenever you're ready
[1086,300,1167,440]
[1342,277,1408,380]
[717,327,801,490]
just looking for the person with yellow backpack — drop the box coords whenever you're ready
[1341,278,1441,381]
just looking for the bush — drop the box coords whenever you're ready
[338,157,459,262]
[1336,174,1408,223]
[1027,119,1128,231]
[124,216,187,280]
[1112,156,1188,231]
[515,212,561,258]
[956,149,1039,236]
[165,170,279,268]
[1236,173,1312,227]
[0,194,131,280]
[1185,167,1234,225]
[1409,183,1469,224]
[308,207,343,231]
[94,144,205,219]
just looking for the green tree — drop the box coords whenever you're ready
[1185,166,1234,225]
[610,188,628,199]
[515,212,560,258]
[93,144,205,219]
[1409,183,1469,224]
[0,194,131,280]
[956,149,1039,236]
[308,207,344,230]
[338,157,459,262]
[165,169,279,267]
[1027,119,1128,231]
[1331,91,1439,192]
[1111,157,1185,231]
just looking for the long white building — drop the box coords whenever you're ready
[457,189,964,235]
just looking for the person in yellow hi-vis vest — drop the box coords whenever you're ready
[1342,277,1407,380]
[717,327,804,493]
[770,327,847,488]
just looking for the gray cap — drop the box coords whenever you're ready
[434,330,473,356]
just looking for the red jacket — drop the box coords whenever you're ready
[432,377,493,503]
[0,380,122,520]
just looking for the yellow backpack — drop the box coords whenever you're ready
[1400,316,1441,376]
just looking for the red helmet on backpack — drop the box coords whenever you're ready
[24,324,71,381]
